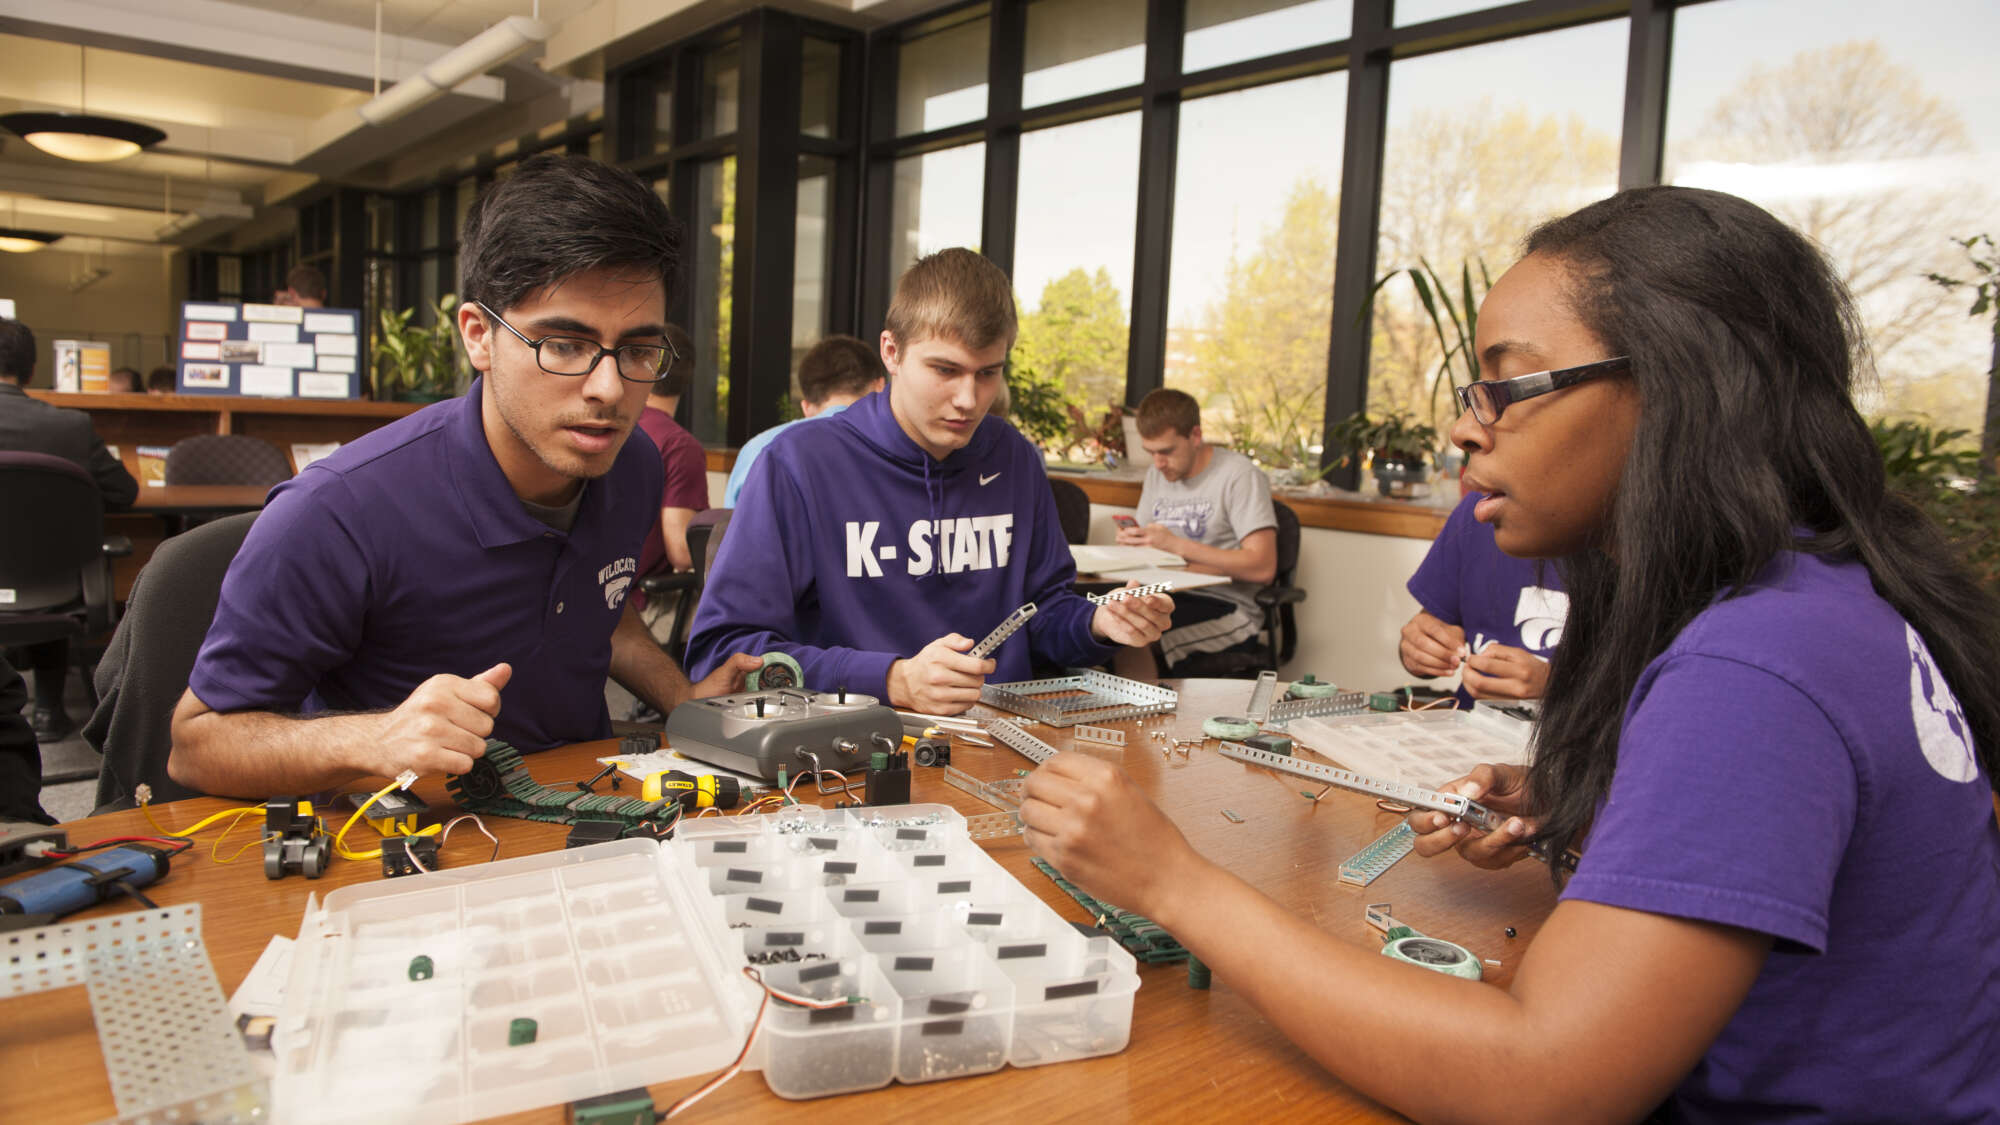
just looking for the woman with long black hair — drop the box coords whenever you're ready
[1020,186,2000,1123]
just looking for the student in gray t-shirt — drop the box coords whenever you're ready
[1114,389,1278,675]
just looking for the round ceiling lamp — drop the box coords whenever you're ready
[0,227,62,253]
[0,111,165,163]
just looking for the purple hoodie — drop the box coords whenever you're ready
[687,390,1112,695]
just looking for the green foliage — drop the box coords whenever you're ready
[1326,410,1440,467]
[1186,179,1340,469]
[373,292,464,399]
[1367,258,1491,430]
[1010,267,1129,458]
[1005,353,1079,453]
[1923,233,2000,346]
[1873,418,1999,595]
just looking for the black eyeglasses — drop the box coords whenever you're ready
[1455,356,1631,425]
[476,301,679,384]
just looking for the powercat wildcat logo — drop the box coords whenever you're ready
[598,556,636,609]
[845,516,1014,577]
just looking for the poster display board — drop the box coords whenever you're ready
[176,301,362,399]
[53,339,111,392]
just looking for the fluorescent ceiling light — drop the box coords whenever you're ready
[358,17,548,126]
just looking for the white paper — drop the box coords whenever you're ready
[262,342,316,368]
[1070,544,1189,573]
[314,333,357,356]
[291,441,341,469]
[184,303,238,322]
[238,365,293,397]
[303,312,356,334]
[314,354,357,373]
[185,321,228,341]
[242,302,303,324]
[247,322,299,344]
[180,341,221,361]
[297,372,349,399]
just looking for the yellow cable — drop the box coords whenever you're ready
[142,802,264,839]
[333,779,442,862]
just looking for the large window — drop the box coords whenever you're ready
[1666,0,1999,434]
[794,156,835,384]
[896,8,990,135]
[1183,0,1348,73]
[1022,0,1146,109]
[688,157,735,444]
[888,143,986,296]
[1013,112,1142,417]
[1169,71,1345,467]
[1367,18,1627,423]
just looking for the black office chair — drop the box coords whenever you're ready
[163,434,293,486]
[635,508,734,667]
[84,512,257,812]
[0,451,132,715]
[1048,476,1091,545]
[1163,500,1307,679]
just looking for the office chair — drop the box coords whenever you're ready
[1163,500,1308,679]
[635,508,734,667]
[0,451,132,715]
[84,512,257,812]
[1048,477,1091,545]
[162,434,293,487]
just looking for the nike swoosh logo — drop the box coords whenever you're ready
[979,473,1001,486]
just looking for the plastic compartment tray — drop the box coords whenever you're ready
[1286,704,1533,788]
[675,802,1140,1097]
[275,805,1138,1118]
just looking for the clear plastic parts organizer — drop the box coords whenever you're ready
[274,803,1138,1123]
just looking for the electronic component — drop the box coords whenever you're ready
[509,1018,538,1046]
[565,818,626,850]
[1242,731,1293,757]
[864,750,910,806]
[342,788,430,837]
[1201,715,1259,740]
[0,820,67,879]
[263,799,331,880]
[982,669,1178,727]
[1363,903,1481,981]
[381,835,440,878]
[746,651,804,691]
[567,1088,657,1125]
[1032,858,1188,963]
[1187,954,1211,990]
[1246,670,1278,722]
[968,602,1037,659]
[1338,823,1415,886]
[0,844,173,917]
[663,689,900,783]
[409,956,434,981]
[1286,673,1338,699]
[449,742,685,833]
[908,736,950,767]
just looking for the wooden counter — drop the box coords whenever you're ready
[27,391,425,479]
[1049,470,1452,541]
[16,680,1556,1124]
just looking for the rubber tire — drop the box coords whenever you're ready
[456,757,504,803]
[264,840,284,880]
[302,838,329,879]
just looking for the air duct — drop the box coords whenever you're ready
[357,16,549,126]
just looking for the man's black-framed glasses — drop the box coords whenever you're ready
[476,300,678,384]
[1454,356,1631,425]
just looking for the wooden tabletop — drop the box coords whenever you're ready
[9,680,1557,1124]
[128,484,274,514]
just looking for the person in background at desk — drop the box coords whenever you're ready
[632,323,709,606]
[723,335,886,508]
[687,248,1172,715]
[169,155,758,800]
[145,366,175,394]
[0,316,139,742]
[274,264,326,309]
[1400,490,1567,705]
[1113,388,1277,679]
[106,366,140,393]
[1022,187,2000,1122]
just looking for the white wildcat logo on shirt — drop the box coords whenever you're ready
[1906,623,1976,783]
[599,556,636,611]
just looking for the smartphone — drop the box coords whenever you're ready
[1113,515,1139,531]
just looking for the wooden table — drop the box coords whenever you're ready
[129,484,273,516]
[9,681,1557,1124]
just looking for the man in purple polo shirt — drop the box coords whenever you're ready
[169,155,757,798]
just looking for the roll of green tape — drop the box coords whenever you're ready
[1382,935,1483,981]
[747,651,804,692]
[1286,674,1339,699]
[1202,715,1259,740]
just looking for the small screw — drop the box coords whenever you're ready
[1504,926,1517,939]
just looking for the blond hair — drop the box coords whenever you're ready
[885,248,1017,352]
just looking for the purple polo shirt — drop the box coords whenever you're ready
[188,377,661,751]
[1408,491,1567,703]
[1563,551,2000,1121]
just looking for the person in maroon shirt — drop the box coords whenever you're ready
[634,322,710,600]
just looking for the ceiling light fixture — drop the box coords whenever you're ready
[0,47,165,162]
[0,201,61,253]
[357,15,549,126]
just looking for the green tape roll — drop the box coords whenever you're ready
[1382,935,1482,980]
[1202,715,1259,740]
[1286,674,1339,699]
[748,651,804,692]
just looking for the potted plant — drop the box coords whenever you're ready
[373,292,465,401]
[1328,410,1441,499]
